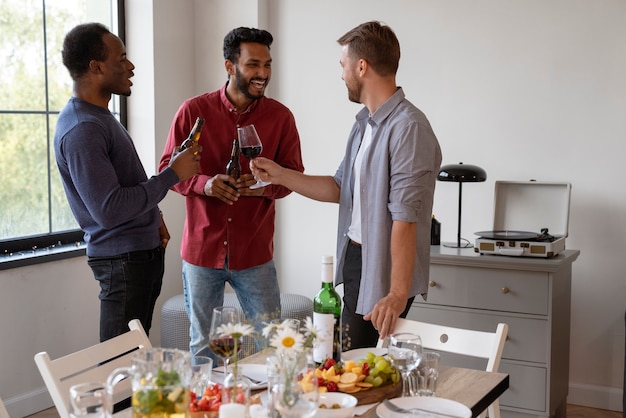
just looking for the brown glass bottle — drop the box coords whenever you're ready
[180,117,205,152]
[225,139,241,187]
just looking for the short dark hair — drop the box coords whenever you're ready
[223,27,273,63]
[62,22,111,80]
[337,21,400,77]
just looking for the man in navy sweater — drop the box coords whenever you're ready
[54,23,201,341]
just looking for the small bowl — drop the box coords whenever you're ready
[314,392,358,418]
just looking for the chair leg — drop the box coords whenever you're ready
[486,399,500,418]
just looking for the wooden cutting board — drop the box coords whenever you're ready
[351,382,402,405]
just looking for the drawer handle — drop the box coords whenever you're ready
[502,287,510,294]
[429,281,437,287]
[440,333,449,343]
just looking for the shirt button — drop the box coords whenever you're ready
[228,218,232,222]
[223,241,227,246]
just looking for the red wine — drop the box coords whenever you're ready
[241,146,262,159]
[209,337,242,358]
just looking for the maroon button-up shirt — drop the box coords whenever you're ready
[159,84,304,270]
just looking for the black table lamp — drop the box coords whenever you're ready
[437,162,487,248]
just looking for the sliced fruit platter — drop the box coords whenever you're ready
[304,352,402,405]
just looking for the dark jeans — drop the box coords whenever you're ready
[341,241,414,349]
[88,246,164,342]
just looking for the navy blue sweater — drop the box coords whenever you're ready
[54,97,179,256]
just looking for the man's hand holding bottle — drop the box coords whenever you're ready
[169,143,202,181]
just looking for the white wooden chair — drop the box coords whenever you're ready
[378,318,508,418]
[0,396,10,418]
[34,319,151,418]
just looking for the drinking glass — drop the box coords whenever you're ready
[189,356,213,398]
[416,350,440,396]
[208,306,243,374]
[272,352,319,418]
[238,124,270,189]
[69,382,111,418]
[388,333,422,397]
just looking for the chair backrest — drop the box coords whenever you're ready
[0,396,10,418]
[378,318,508,418]
[378,318,508,372]
[34,319,151,418]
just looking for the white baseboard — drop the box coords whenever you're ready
[4,386,53,418]
[569,382,623,412]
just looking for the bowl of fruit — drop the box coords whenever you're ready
[314,392,358,418]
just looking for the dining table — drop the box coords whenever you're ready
[240,350,509,418]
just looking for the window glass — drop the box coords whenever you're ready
[0,0,120,260]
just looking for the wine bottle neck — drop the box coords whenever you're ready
[321,262,333,281]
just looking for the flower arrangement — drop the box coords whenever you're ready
[263,317,320,359]
[262,318,322,417]
[214,321,255,409]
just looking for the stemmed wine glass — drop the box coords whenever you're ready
[238,124,270,189]
[387,333,422,397]
[208,306,243,374]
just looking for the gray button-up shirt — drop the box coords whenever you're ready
[333,88,442,315]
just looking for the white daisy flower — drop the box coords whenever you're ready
[301,316,323,348]
[217,322,254,338]
[302,317,317,337]
[270,326,304,357]
[261,321,279,339]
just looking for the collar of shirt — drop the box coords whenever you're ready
[355,87,406,126]
[219,82,261,115]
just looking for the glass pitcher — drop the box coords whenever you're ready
[107,348,192,418]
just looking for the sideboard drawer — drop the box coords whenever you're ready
[409,306,549,363]
[426,265,549,315]
[500,361,547,412]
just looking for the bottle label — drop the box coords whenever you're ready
[313,312,337,363]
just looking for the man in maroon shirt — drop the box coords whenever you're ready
[159,27,304,359]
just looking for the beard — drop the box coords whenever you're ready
[345,74,362,104]
[234,66,267,100]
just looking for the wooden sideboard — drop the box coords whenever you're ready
[408,246,580,418]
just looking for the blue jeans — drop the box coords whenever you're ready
[87,246,164,342]
[182,259,281,362]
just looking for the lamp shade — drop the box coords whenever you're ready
[436,162,487,248]
[437,163,487,183]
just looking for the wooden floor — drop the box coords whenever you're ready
[567,404,622,418]
[24,404,623,418]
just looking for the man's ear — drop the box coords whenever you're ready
[225,59,235,76]
[358,59,367,76]
[88,59,102,74]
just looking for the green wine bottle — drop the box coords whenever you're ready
[313,255,342,363]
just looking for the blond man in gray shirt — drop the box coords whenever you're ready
[252,21,441,348]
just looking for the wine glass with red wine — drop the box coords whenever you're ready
[238,124,271,189]
[208,306,243,374]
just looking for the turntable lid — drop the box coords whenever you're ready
[491,181,571,237]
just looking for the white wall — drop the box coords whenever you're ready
[268,0,625,410]
[1,0,623,415]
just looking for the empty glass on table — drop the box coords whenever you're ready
[387,333,422,397]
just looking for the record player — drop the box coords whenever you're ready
[475,180,571,258]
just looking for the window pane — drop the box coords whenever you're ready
[0,114,50,239]
[0,0,46,110]
[0,0,121,257]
